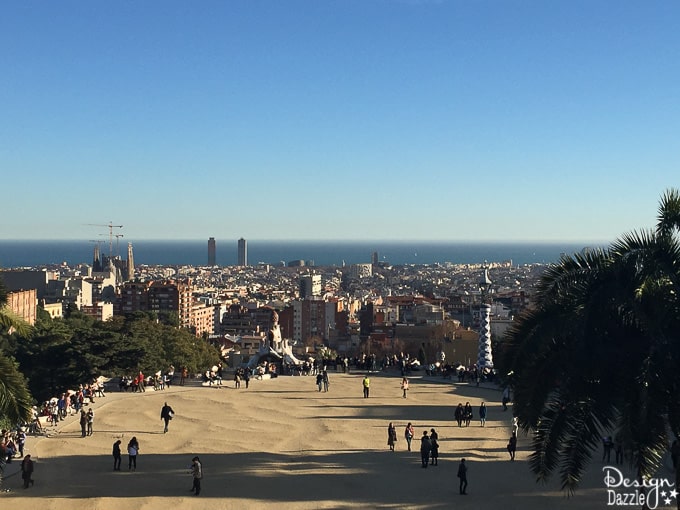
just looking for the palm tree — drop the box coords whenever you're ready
[0,278,34,424]
[498,189,680,492]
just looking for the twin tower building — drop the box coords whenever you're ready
[208,237,247,267]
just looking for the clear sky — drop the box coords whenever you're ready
[1,1,678,242]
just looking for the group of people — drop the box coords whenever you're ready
[315,370,330,392]
[112,436,140,471]
[385,421,470,495]
[79,408,95,437]
[233,367,251,388]
[120,368,174,392]
[454,402,476,427]
[385,423,441,467]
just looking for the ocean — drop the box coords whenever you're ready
[0,240,602,268]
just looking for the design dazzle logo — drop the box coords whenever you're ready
[603,466,676,509]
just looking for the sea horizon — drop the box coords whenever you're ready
[0,239,606,268]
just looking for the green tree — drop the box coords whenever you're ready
[498,189,680,492]
[0,278,34,424]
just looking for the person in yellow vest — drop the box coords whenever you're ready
[362,375,370,398]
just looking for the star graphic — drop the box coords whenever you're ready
[665,498,672,505]
[671,489,679,499]
[662,490,668,498]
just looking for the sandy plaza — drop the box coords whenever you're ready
[0,371,655,509]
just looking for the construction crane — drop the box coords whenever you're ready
[86,222,123,258]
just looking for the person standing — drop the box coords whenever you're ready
[420,431,431,468]
[79,409,88,438]
[479,402,487,427]
[127,437,139,471]
[322,370,330,392]
[112,440,122,471]
[234,371,241,389]
[86,408,94,436]
[362,375,370,398]
[190,456,202,496]
[401,377,409,398]
[16,428,26,458]
[244,368,250,389]
[457,458,468,494]
[455,403,464,427]
[161,402,175,433]
[430,429,439,466]
[180,366,188,386]
[507,432,517,461]
[20,454,34,488]
[138,371,146,392]
[464,402,473,427]
[404,422,415,452]
[387,423,397,451]
[316,372,323,392]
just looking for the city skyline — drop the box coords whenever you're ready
[2,2,678,243]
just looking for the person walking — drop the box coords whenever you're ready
[401,377,409,398]
[404,422,415,452]
[20,454,34,489]
[430,429,439,466]
[362,375,370,398]
[79,409,87,438]
[112,440,122,471]
[86,408,94,436]
[457,458,468,494]
[479,402,487,427]
[127,437,139,471]
[502,387,510,411]
[316,372,323,392]
[190,456,202,496]
[420,431,431,468]
[387,422,397,451]
[161,402,175,433]
[507,432,517,461]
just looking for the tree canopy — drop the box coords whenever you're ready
[3,306,220,404]
[498,188,680,492]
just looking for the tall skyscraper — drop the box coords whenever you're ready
[372,251,379,265]
[208,237,216,266]
[127,243,135,281]
[238,238,247,266]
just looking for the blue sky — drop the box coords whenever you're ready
[1,1,678,242]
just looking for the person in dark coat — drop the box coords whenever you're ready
[507,432,517,461]
[457,458,468,494]
[479,402,488,427]
[420,431,431,468]
[430,429,439,465]
[112,440,122,470]
[387,422,397,451]
[160,402,175,433]
[21,454,34,488]
[455,403,464,427]
[79,409,88,437]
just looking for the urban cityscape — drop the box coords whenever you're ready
[1,233,544,369]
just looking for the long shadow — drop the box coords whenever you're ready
[8,449,536,507]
